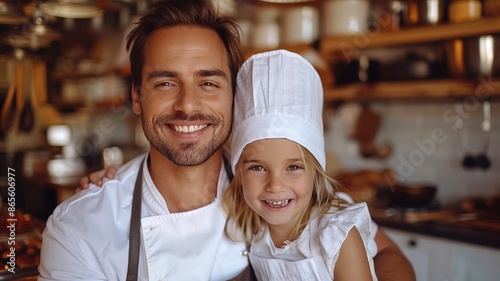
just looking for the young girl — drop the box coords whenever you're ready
[223,50,377,281]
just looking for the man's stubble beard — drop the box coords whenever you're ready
[144,117,231,167]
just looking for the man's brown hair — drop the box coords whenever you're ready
[126,0,243,94]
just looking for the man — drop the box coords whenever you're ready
[40,0,415,280]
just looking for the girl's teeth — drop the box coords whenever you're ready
[265,200,290,208]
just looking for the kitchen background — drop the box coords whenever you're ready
[0,0,499,280]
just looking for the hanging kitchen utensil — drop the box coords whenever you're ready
[18,61,35,133]
[32,59,63,128]
[476,98,491,170]
[0,67,17,134]
[351,104,393,159]
[351,104,381,143]
[14,52,26,114]
[459,98,491,170]
[457,101,471,169]
[18,94,35,132]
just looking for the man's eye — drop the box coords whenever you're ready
[201,81,219,88]
[155,81,173,88]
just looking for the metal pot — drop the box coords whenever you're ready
[389,184,437,208]
[445,35,500,78]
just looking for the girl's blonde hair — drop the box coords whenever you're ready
[222,143,348,245]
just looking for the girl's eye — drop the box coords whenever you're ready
[287,165,303,171]
[249,165,265,171]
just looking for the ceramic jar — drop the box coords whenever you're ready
[281,6,319,45]
[449,0,482,23]
[321,0,370,36]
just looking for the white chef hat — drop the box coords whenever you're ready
[231,49,325,173]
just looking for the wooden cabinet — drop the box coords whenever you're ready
[384,228,451,281]
[449,241,500,281]
[384,228,500,281]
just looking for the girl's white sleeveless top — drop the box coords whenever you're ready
[249,203,378,281]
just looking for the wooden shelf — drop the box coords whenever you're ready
[324,79,500,102]
[320,17,500,58]
[240,18,500,102]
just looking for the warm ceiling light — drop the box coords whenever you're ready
[39,0,103,19]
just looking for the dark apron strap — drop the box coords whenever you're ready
[126,160,144,281]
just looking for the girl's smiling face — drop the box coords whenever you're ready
[238,138,314,235]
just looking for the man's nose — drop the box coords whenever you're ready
[173,85,202,114]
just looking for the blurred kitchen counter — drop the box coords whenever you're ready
[374,214,500,250]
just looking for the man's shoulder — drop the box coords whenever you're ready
[51,153,147,221]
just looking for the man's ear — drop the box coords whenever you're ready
[131,83,141,115]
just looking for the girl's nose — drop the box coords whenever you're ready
[265,173,287,193]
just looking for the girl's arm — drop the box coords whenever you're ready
[76,167,118,192]
[334,227,373,281]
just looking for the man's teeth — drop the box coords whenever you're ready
[174,124,208,133]
[265,200,290,208]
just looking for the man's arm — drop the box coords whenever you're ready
[373,228,416,281]
[39,215,106,280]
[335,192,415,280]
